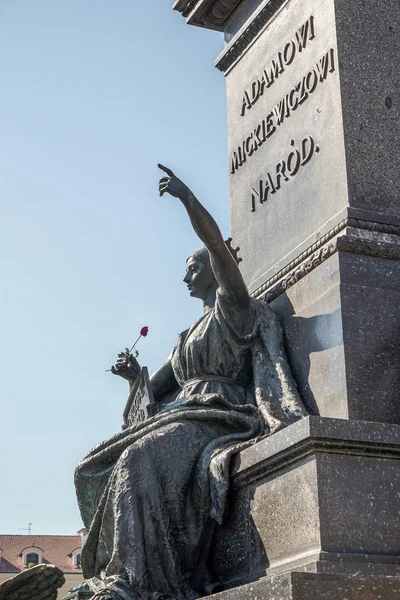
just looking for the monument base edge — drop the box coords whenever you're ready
[206,571,400,600]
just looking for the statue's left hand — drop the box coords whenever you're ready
[111,349,141,382]
[158,164,191,200]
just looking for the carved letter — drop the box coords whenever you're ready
[230,151,239,175]
[246,134,255,157]
[259,74,266,96]
[237,142,247,168]
[251,79,262,105]
[272,97,287,125]
[264,112,276,138]
[283,40,296,65]
[288,85,300,110]
[316,48,336,82]
[268,54,284,86]
[251,178,270,212]
[266,172,277,196]
[287,145,301,176]
[251,185,259,212]
[275,160,289,190]
[295,16,315,52]
[301,136,315,165]
[305,68,318,94]
[298,75,309,105]
[263,68,273,89]
[253,123,265,148]
[240,91,252,116]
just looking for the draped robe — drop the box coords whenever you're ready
[75,294,307,600]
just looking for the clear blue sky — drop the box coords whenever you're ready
[0,1,229,535]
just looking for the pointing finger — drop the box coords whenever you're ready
[158,163,175,177]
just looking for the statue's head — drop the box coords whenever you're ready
[184,247,217,300]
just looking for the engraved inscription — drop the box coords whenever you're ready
[123,367,155,429]
[250,136,320,212]
[231,48,335,175]
[241,16,315,116]
[128,378,147,425]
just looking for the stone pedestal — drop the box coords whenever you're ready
[208,417,400,591]
[206,572,400,600]
[173,5,400,597]
[174,0,400,426]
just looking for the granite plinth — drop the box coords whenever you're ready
[169,2,400,598]
[215,0,400,293]
[206,572,400,600]
[175,0,400,427]
[209,416,400,589]
[267,225,400,425]
[178,0,400,408]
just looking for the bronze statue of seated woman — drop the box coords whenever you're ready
[74,166,307,600]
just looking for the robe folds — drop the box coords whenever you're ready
[75,293,307,600]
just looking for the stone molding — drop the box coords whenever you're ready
[206,0,243,28]
[337,235,400,262]
[234,432,400,488]
[173,0,243,30]
[231,416,400,488]
[173,0,200,18]
[215,0,289,72]
[250,218,400,302]
[206,571,400,600]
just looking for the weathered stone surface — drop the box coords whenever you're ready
[271,233,400,424]
[209,417,400,588]
[204,0,400,427]
[225,0,348,291]
[212,0,400,292]
[0,564,65,600]
[205,571,400,600]
[334,0,400,216]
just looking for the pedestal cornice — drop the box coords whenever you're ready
[173,0,243,31]
[215,0,289,72]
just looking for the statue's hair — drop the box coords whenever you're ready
[187,240,241,269]
[187,247,211,270]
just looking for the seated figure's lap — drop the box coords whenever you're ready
[119,420,221,479]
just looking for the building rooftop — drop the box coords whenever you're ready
[0,535,82,574]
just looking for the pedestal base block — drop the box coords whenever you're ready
[210,417,400,589]
[208,572,400,600]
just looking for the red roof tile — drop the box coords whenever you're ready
[0,535,82,574]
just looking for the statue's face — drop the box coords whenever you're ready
[184,256,215,300]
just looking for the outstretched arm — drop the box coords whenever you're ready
[158,165,250,312]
